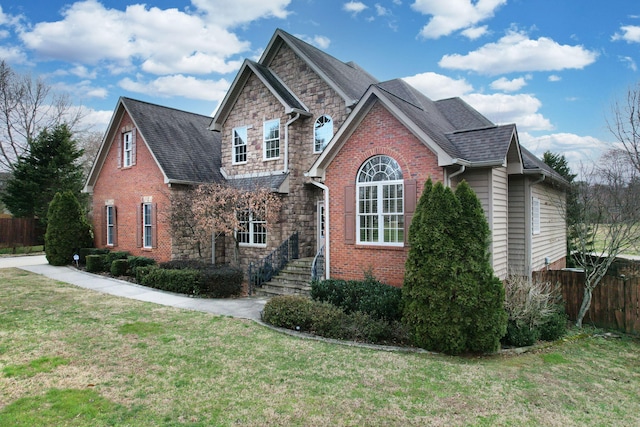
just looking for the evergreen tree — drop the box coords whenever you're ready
[402,179,507,354]
[1,124,85,228]
[45,191,92,266]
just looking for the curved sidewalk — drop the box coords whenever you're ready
[2,255,267,321]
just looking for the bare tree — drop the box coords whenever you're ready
[609,82,640,174]
[570,149,640,327]
[0,60,82,171]
[168,183,282,264]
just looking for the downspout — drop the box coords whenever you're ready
[310,180,330,280]
[448,164,466,187]
[284,113,301,174]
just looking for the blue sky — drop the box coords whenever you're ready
[1,0,639,171]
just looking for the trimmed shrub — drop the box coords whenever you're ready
[127,256,157,276]
[86,254,106,273]
[200,265,243,298]
[78,248,109,264]
[538,306,568,341]
[135,265,156,284]
[110,259,129,276]
[103,251,129,270]
[262,295,315,330]
[141,268,201,295]
[45,191,93,266]
[504,320,539,347]
[311,276,402,322]
[160,259,209,270]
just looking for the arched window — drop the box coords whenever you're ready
[314,115,333,153]
[356,155,404,245]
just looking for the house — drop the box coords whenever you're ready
[85,28,567,287]
[83,97,224,262]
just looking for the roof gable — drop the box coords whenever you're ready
[85,97,221,191]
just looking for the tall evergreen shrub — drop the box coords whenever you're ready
[402,179,507,354]
[45,191,93,266]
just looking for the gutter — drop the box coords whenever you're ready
[309,180,330,280]
[447,164,466,186]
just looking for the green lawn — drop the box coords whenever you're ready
[1,269,639,426]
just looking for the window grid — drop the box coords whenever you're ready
[233,127,247,164]
[143,203,152,248]
[314,115,333,153]
[238,210,267,246]
[123,132,133,167]
[357,156,404,245]
[106,205,114,246]
[263,119,280,160]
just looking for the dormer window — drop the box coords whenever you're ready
[314,115,333,153]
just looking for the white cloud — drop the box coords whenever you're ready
[344,1,368,14]
[461,25,489,40]
[190,0,291,26]
[620,56,638,72]
[79,108,113,132]
[518,131,609,173]
[17,0,265,76]
[411,0,506,39]
[0,44,28,64]
[463,93,553,131]
[612,25,640,43]
[119,75,231,102]
[69,65,97,79]
[490,76,528,92]
[402,72,473,99]
[313,35,331,49]
[548,75,561,82]
[375,4,390,16]
[439,30,598,75]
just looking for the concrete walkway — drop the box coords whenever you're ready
[0,255,267,321]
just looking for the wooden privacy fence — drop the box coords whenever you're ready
[533,270,640,335]
[0,217,42,247]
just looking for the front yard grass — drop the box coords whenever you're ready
[1,268,639,426]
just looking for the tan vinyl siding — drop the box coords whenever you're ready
[508,176,527,275]
[531,183,566,271]
[491,167,509,279]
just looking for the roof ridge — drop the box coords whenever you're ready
[121,97,212,119]
[375,80,425,111]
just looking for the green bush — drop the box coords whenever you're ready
[503,320,539,347]
[159,259,209,270]
[103,251,129,270]
[127,256,157,276]
[45,191,93,266]
[200,265,243,298]
[86,255,106,273]
[141,268,201,295]
[110,259,129,276]
[311,277,402,322]
[135,265,156,284]
[78,248,109,264]
[538,306,568,341]
[262,295,410,345]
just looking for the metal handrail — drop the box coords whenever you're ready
[248,231,299,295]
[311,244,325,282]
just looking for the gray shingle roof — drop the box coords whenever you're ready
[435,97,494,130]
[446,125,515,164]
[122,97,222,184]
[226,173,288,192]
[274,29,378,103]
[520,145,568,185]
[249,61,307,113]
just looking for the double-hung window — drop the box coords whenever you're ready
[143,203,153,248]
[314,115,333,153]
[263,119,280,160]
[233,127,247,164]
[357,155,404,245]
[237,210,267,247]
[123,131,133,167]
[106,205,115,246]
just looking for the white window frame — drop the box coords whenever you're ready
[532,197,541,235]
[237,210,267,247]
[123,131,133,167]
[143,203,153,248]
[233,126,248,164]
[356,156,404,246]
[106,205,115,246]
[263,119,280,160]
[314,115,333,153]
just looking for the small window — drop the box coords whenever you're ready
[233,127,247,164]
[532,197,541,235]
[314,115,333,153]
[237,210,267,247]
[143,203,153,248]
[106,205,115,246]
[123,131,133,167]
[263,119,280,160]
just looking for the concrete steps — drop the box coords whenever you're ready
[254,257,313,297]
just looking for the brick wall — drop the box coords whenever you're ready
[325,100,444,287]
[91,111,173,262]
